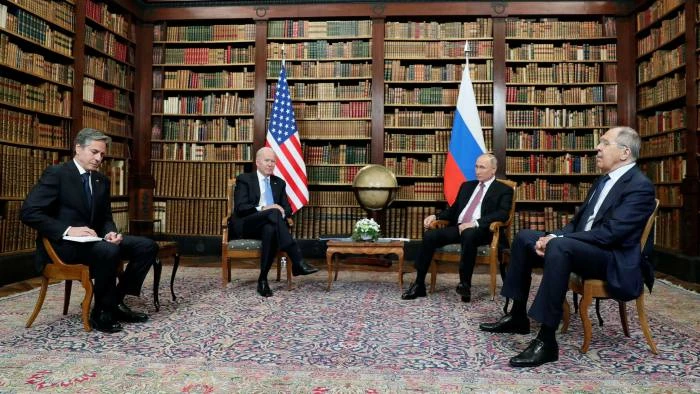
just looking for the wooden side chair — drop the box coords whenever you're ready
[221,178,292,288]
[428,179,517,300]
[561,199,660,354]
[26,238,94,332]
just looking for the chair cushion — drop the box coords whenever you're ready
[436,244,490,256]
[227,239,263,250]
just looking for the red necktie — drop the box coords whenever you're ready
[461,183,485,224]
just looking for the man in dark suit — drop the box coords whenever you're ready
[402,153,514,302]
[480,126,656,367]
[231,147,318,297]
[21,128,157,333]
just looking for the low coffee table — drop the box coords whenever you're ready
[325,239,405,291]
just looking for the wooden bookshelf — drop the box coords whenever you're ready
[504,16,619,235]
[150,20,255,235]
[0,0,74,253]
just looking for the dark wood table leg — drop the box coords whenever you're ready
[152,259,162,312]
[170,252,180,301]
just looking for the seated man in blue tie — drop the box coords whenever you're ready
[21,128,157,333]
[479,126,656,367]
[402,153,513,302]
[230,147,318,297]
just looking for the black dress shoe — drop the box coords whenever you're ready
[257,280,273,297]
[292,260,319,276]
[114,303,148,323]
[509,338,559,367]
[456,283,471,302]
[89,310,123,333]
[479,314,530,334]
[401,282,427,300]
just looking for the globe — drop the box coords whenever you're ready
[352,165,399,211]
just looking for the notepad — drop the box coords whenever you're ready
[62,236,103,243]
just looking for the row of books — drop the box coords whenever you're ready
[506,63,617,84]
[637,108,686,137]
[515,180,592,202]
[2,8,73,56]
[266,41,371,60]
[268,60,371,79]
[640,157,686,183]
[636,9,685,57]
[295,120,371,138]
[153,69,254,90]
[85,54,134,91]
[85,0,133,40]
[85,25,133,65]
[635,0,684,32]
[111,201,129,234]
[0,33,74,86]
[506,43,616,62]
[385,40,493,59]
[152,117,253,141]
[384,61,492,83]
[8,0,74,32]
[82,106,132,138]
[102,158,127,196]
[303,144,369,165]
[384,109,455,128]
[510,208,575,240]
[384,19,492,40]
[153,162,245,198]
[0,76,71,116]
[307,191,356,206]
[155,93,252,115]
[267,20,372,39]
[385,85,493,106]
[385,206,437,240]
[83,78,132,113]
[157,199,225,236]
[384,130,452,152]
[0,144,67,198]
[506,85,616,105]
[153,46,255,65]
[0,217,35,253]
[395,182,444,201]
[307,166,362,184]
[282,101,371,119]
[507,129,601,150]
[505,107,617,128]
[291,206,367,240]
[268,81,371,100]
[640,132,685,157]
[637,44,685,85]
[154,23,256,42]
[505,154,598,174]
[0,107,69,148]
[385,155,446,177]
[655,185,683,206]
[151,142,252,161]
[655,209,681,250]
[505,17,616,39]
[106,141,128,158]
[637,73,685,110]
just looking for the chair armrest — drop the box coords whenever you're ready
[489,221,506,233]
[428,219,450,230]
[222,215,231,243]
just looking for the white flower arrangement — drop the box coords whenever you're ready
[352,218,381,242]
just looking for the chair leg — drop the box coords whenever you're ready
[573,293,579,313]
[152,258,162,312]
[636,293,658,354]
[222,258,231,286]
[595,298,604,326]
[489,257,497,301]
[561,298,571,333]
[429,261,437,294]
[579,286,594,353]
[170,252,180,301]
[275,256,282,282]
[26,277,50,328]
[80,272,93,332]
[63,280,73,315]
[618,301,630,337]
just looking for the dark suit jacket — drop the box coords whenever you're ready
[231,171,292,238]
[553,165,656,301]
[437,179,513,236]
[20,160,117,272]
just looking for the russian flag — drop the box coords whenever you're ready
[443,45,486,205]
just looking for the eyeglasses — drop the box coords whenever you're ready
[598,139,628,150]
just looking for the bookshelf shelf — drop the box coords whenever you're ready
[85,73,134,92]
[84,43,134,67]
[0,138,69,151]
[153,40,255,45]
[85,16,135,44]
[5,0,74,33]
[83,100,133,116]
[637,32,685,60]
[152,113,254,117]
[0,100,72,119]
[0,27,73,60]
[154,88,255,92]
[636,0,685,34]
[637,63,686,87]
[0,62,73,88]
[153,63,255,67]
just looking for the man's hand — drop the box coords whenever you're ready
[534,235,553,257]
[68,226,97,237]
[263,203,285,217]
[423,214,436,228]
[458,222,476,234]
[104,232,123,245]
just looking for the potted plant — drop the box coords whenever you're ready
[352,218,381,242]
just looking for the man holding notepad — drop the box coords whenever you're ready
[21,128,157,333]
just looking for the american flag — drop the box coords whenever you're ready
[266,63,308,213]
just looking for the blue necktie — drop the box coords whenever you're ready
[576,174,610,232]
[264,177,274,206]
[81,172,92,209]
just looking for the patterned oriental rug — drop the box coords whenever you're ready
[0,266,698,393]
